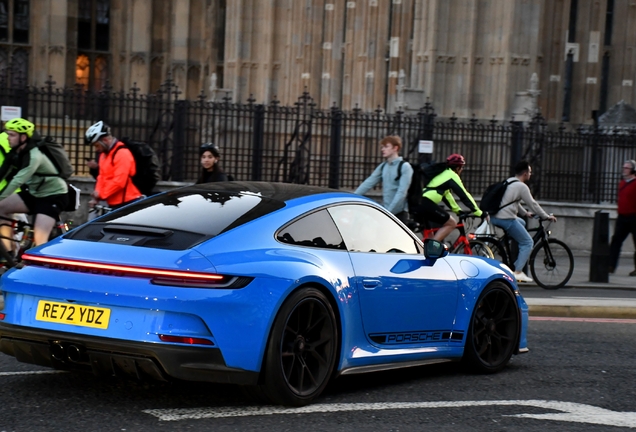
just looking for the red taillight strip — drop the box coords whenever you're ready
[159,335,214,345]
[21,253,223,281]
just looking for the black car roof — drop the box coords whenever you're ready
[181,181,343,202]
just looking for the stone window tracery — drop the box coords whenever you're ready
[0,0,29,84]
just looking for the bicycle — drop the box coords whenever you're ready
[476,216,574,289]
[0,214,72,269]
[89,204,113,217]
[410,213,494,259]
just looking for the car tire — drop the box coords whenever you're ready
[462,281,519,373]
[258,287,338,406]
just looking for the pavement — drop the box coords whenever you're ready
[520,253,636,319]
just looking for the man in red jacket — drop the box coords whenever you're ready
[84,121,142,210]
[609,159,636,276]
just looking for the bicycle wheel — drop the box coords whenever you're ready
[479,237,511,267]
[529,239,574,290]
[453,240,494,259]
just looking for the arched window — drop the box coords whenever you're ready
[76,0,110,90]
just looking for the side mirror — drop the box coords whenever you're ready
[423,239,449,260]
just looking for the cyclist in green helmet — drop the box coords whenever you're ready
[0,118,69,251]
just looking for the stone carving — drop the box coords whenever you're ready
[131,54,146,65]
[48,46,65,56]
[510,73,540,122]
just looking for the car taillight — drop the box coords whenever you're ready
[159,334,214,345]
[21,253,224,282]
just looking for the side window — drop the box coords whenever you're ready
[277,209,345,250]
[328,204,419,254]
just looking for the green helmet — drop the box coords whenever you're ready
[4,118,35,138]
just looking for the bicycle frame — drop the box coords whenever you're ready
[482,218,551,263]
[421,215,482,256]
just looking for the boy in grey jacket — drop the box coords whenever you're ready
[355,136,413,223]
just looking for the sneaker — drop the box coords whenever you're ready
[514,271,534,283]
[630,270,636,277]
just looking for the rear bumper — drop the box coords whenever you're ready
[0,323,259,385]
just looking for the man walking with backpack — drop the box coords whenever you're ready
[0,118,69,248]
[354,135,413,223]
[489,160,556,283]
[85,121,143,210]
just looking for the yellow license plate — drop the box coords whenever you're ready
[36,300,111,330]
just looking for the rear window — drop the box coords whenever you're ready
[67,189,286,249]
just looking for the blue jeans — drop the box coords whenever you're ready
[491,217,533,272]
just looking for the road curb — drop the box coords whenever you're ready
[529,305,636,319]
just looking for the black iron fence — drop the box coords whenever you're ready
[1,78,634,203]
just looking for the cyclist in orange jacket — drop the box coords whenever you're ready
[85,121,142,210]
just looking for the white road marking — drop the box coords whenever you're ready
[143,400,636,428]
[0,370,66,376]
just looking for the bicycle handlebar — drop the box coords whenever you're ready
[89,204,113,214]
[457,212,484,222]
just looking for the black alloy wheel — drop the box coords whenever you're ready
[463,281,519,373]
[259,287,338,406]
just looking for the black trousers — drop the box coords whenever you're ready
[609,214,636,270]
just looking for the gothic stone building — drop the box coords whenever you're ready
[3,0,635,124]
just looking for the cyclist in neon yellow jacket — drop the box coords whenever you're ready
[0,132,12,192]
[413,153,482,242]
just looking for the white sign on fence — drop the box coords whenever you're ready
[1,106,21,121]
[418,140,433,154]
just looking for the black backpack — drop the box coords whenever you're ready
[37,136,74,180]
[35,136,80,212]
[113,138,161,196]
[395,160,446,210]
[479,179,519,214]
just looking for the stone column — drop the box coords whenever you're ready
[320,0,345,108]
[129,0,151,93]
[31,0,68,86]
[171,0,190,97]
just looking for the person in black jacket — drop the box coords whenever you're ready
[196,143,228,183]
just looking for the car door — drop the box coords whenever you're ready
[328,204,459,345]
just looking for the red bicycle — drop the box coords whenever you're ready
[411,213,494,258]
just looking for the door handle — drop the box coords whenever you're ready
[362,279,381,289]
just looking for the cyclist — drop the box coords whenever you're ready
[489,160,557,283]
[411,153,482,242]
[0,118,68,249]
[84,121,142,210]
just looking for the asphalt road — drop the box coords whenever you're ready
[1,318,636,431]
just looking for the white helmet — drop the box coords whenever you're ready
[85,121,110,145]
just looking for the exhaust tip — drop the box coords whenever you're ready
[50,342,65,362]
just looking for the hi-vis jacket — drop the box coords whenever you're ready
[422,167,483,216]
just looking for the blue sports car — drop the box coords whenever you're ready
[0,182,528,406]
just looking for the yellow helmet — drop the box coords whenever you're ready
[4,118,35,138]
